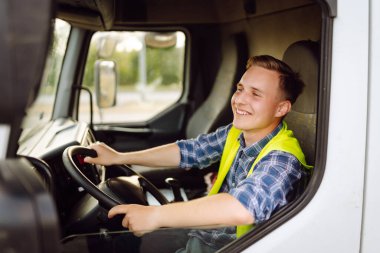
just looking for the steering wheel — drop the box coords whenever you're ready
[62,145,169,210]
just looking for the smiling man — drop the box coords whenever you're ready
[85,55,311,252]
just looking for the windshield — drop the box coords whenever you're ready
[20,19,70,132]
[80,31,186,124]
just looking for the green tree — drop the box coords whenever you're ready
[83,44,97,87]
[146,46,184,86]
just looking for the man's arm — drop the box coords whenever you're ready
[108,193,254,235]
[83,142,181,167]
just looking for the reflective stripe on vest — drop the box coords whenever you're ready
[208,121,313,237]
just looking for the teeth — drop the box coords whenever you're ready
[236,109,249,115]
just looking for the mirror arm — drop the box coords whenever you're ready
[73,86,94,131]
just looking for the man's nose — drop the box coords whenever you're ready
[234,91,248,104]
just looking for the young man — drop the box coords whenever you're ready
[84,55,311,252]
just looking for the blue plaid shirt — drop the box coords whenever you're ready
[176,122,304,249]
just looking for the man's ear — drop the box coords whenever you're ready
[275,100,291,118]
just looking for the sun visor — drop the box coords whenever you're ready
[57,0,115,30]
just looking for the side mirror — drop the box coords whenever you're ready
[94,60,117,108]
[145,32,177,48]
[97,36,117,58]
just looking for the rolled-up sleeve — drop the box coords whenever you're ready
[176,124,231,169]
[229,151,303,223]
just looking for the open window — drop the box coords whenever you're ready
[79,31,186,124]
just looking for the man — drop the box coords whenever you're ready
[84,55,311,252]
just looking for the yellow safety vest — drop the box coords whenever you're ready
[208,122,313,237]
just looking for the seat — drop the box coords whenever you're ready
[186,32,248,138]
[282,40,320,200]
[283,40,319,166]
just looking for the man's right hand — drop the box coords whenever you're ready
[83,142,121,166]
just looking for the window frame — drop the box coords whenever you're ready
[219,1,334,251]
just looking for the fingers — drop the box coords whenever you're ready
[108,205,130,229]
[83,156,93,163]
[83,142,100,163]
[108,204,128,218]
[122,215,129,229]
[108,205,151,236]
[83,153,99,163]
[86,142,105,154]
[133,231,146,237]
[108,205,139,235]
[83,142,111,164]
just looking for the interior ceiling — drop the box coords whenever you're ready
[57,0,316,30]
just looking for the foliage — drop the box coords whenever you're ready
[82,32,185,89]
[146,46,185,86]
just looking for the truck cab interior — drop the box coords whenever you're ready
[0,0,334,252]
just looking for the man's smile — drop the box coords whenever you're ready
[236,108,251,115]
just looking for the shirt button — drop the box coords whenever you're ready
[232,182,236,187]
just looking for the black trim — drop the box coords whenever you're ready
[73,86,94,131]
[321,0,337,17]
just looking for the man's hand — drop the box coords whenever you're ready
[84,142,121,166]
[108,204,160,236]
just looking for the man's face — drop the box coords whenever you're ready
[231,65,287,138]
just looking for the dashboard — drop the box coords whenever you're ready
[18,118,95,159]
[17,118,104,233]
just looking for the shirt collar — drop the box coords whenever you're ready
[238,121,283,157]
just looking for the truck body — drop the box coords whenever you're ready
[0,0,379,252]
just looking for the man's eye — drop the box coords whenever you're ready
[252,92,261,97]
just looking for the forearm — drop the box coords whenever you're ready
[117,143,181,167]
[108,193,255,234]
[156,193,254,228]
[85,142,181,167]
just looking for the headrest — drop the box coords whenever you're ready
[282,40,319,114]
